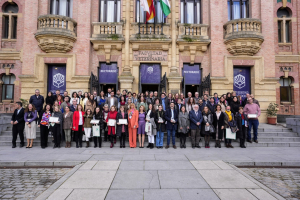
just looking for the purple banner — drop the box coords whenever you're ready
[182,64,201,85]
[140,64,161,84]
[99,63,118,84]
[48,65,66,95]
[233,67,251,100]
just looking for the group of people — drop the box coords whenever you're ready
[10,88,261,149]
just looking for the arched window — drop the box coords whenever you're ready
[2,2,18,39]
[1,74,16,101]
[227,0,249,21]
[279,77,292,102]
[50,0,73,18]
[277,8,291,43]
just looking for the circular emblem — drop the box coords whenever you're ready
[53,73,65,88]
[234,74,246,89]
[147,67,154,74]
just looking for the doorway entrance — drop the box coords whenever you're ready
[98,62,119,93]
[141,84,159,94]
[184,85,199,97]
[101,84,117,93]
[139,63,161,93]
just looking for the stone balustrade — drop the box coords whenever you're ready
[35,15,77,53]
[177,23,209,40]
[131,23,171,40]
[91,22,124,39]
[223,18,264,56]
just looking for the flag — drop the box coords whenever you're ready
[140,0,150,14]
[146,0,155,22]
[160,0,171,17]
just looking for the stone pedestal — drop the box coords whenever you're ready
[119,75,134,92]
[167,76,182,94]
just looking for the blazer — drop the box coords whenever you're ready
[116,112,129,136]
[70,105,77,112]
[105,97,118,109]
[63,112,73,130]
[11,108,25,126]
[85,100,96,112]
[29,95,45,112]
[83,114,93,128]
[164,108,178,130]
[154,110,166,132]
[128,109,139,129]
[189,110,203,130]
[72,111,85,131]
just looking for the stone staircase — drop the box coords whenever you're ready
[0,123,299,147]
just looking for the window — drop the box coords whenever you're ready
[279,77,292,102]
[180,0,201,24]
[50,0,73,17]
[136,0,165,23]
[227,0,249,21]
[2,2,18,39]
[1,74,15,101]
[99,0,121,22]
[277,8,291,43]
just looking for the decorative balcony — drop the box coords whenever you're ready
[177,23,211,64]
[224,18,264,56]
[35,15,77,53]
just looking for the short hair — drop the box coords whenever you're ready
[64,90,68,93]
[128,91,132,94]
[170,102,175,105]
[56,89,60,92]
[108,88,112,90]
[35,89,40,92]
[214,93,218,95]
[239,106,244,110]
[16,101,22,107]
[104,104,109,108]
[210,97,214,100]
[204,94,208,97]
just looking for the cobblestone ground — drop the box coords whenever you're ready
[0,168,71,200]
[242,168,300,200]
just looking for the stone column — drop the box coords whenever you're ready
[167,0,182,93]
[119,0,134,91]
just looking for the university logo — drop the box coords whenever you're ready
[234,74,246,89]
[147,66,154,74]
[53,73,65,88]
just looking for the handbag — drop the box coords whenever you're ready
[145,122,152,133]
[209,125,215,133]
[92,125,100,137]
[226,128,236,139]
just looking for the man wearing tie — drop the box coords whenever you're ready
[11,102,25,148]
[165,102,178,149]
[189,104,203,148]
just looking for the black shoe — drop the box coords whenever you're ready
[196,145,201,148]
[254,140,258,143]
[150,144,153,149]
[247,139,252,143]
[42,146,45,149]
[12,145,16,148]
[146,143,151,148]
[94,145,97,148]
[192,145,195,149]
[165,145,169,149]
[184,144,186,148]
[53,144,57,149]
[58,144,60,148]
[20,144,24,148]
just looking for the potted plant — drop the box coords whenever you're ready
[266,103,279,125]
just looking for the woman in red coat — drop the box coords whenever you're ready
[72,104,85,148]
[106,105,118,148]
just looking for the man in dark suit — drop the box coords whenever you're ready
[189,104,203,148]
[29,89,44,122]
[207,97,217,114]
[164,102,178,149]
[11,102,25,148]
[70,99,78,112]
[175,98,183,114]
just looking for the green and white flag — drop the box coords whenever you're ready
[160,0,171,17]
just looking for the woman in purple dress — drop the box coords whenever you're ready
[137,105,146,148]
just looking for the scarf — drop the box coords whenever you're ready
[240,114,245,125]
[225,110,232,121]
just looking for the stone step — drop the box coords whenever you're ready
[257,132,299,137]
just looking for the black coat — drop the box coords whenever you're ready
[29,95,45,112]
[11,108,25,127]
[94,112,104,129]
[230,101,240,115]
[154,110,166,132]
[235,113,248,139]
[207,103,216,114]
[116,112,129,136]
[46,95,54,106]
[213,111,225,140]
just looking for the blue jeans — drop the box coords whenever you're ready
[247,119,259,141]
[167,129,176,146]
[156,130,164,147]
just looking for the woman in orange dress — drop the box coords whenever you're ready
[128,103,139,148]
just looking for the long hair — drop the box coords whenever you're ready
[25,104,36,113]
[129,103,136,110]
[139,105,145,113]
[187,97,195,105]
[77,104,83,111]
[148,103,155,113]
[85,109,93,116]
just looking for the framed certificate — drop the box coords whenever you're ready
[90,120,100,124]
[49,117,59,123]
[248,114,258,118]
[108,119,116,126]
[119,119,128,124]
[158,117,163,123]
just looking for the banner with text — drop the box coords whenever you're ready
[48,65,66,95]
[99,63,118,84]
[233,67,251,100]
[140,64,161,84]
[182,64,201,85]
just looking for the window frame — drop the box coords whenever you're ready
[180,0,201,24]
[99,0,121,22]
[2,3,18,40]
[50,0,72,17]
[136,0,166,24]
[227,0,249,21]
[1,75,14,101]
[279,77,292,103]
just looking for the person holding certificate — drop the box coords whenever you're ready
[51,106,63,148]
[83,109,93,148]
[128,103,139,148]
[106,105,118,148]
[39,104,52,149]
[24,104,37,148]
[154,105,166,149]
[93,107,104,148]
[137,105,146,148]
[116,106,128,148]
[72,104,85,148]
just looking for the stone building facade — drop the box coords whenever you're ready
[0,0,299,123]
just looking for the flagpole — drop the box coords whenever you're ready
[138,1,140,34]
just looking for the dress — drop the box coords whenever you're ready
[138,112,146,134]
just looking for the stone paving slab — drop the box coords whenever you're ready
[178,189,220,200]
[145,161,195,170]
[105,189,144,200]
[79,161,97,170]
[213,189,258,200]
[247,189,278,200]
[119,161,144,171]
[92,161,121,170]
[66,189,107,200]
[191,161,221,170]
[47,189,73,200]
[144,189,182,200]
